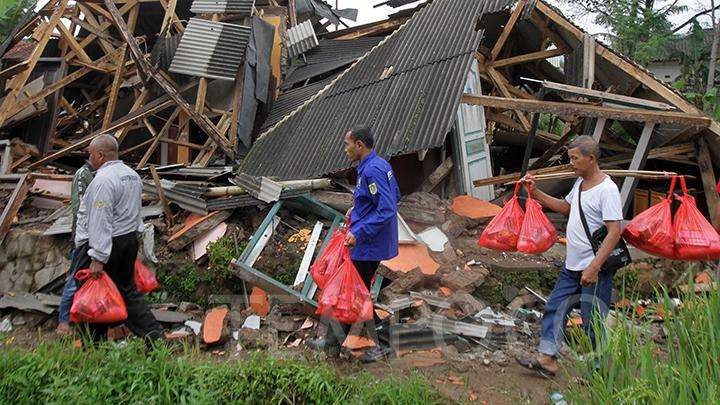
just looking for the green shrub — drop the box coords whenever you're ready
[0,341,443,404]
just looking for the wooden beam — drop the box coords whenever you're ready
[0,0,68,128]
[491,0,526,60]
[150,165,174,227]
[473,142,694,187]
[486,67,532,131]
[195,78,208,114]
[591,118,607,142]
[461,94,712,126]
[229,64,245,147]
[157,0,185,34]
[420,157,453,192]
[695,135,720,228]
[159,0,178,36]
[160,137,206,150]
[288,0,297,27]
[115,89,151,143]
[28,94,174,169]
[490,48,566,68]
[582,33,595,89]
[535,1,717,133]
[137,108,181,168]
[331,18,406,40]
[57,21,93,64]
[102,45,128,130]
[619,123,655,214]
[541,80,675,110]
[102,0,236,160]
[66,0,136,61]
[528,119,578,170]
[0,61,30,81]
[6,51,119,120]
[70,14,122,48]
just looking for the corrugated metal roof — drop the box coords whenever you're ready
[190,0,254,14]
[285,20,319,59]
[282,37,383,89]
[169,18,251,80]
[241,0,491,180]
[261,77,335,131]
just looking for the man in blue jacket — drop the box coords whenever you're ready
[309,125,400,361]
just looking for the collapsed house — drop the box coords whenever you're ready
[0,0,718,359]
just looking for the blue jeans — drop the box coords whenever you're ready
[57,248,81,324]
[539,266,614,357]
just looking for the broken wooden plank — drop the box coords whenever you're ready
[102,45,128,130]
[619,123,656,214]
[28,94,176,169]
[57,21,93,64]
[167,210,233,251]
[102,0,236,159]
[150,165,174,227]
[0,174,29,245]
[486,67,532,131]
[695,135,720,228]
[0,0,68,127]
[490,47,565,68]
[137,107,181,169]
[420,157,453,192]
[461,94,712,126]
[541,80,675,110]
[490,0,526,60]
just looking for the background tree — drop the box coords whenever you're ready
[0,0,34,44]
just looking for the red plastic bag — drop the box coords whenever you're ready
[517,194,557,254]
[623,177,676,259]
[70,269,128,324]
[315,250,373,324]
[478,182,525,251]
[674,176,720,261]
[310,228,348,289]
[134,259,158,294]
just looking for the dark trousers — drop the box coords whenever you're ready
[539,266,614,357]
[324,260,380,347]
[75,233,163,342]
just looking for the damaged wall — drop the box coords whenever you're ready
[0,228,70,294]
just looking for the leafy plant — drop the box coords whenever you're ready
[0,0,32,44]
[0,341,443,403]
[568,284,720,403]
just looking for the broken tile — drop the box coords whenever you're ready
[449,292,485,316]
[249,287,270,316]
[299,317,315,330]
[288,338,302,348]
[417,227,449,252]
[342,334,376,350]
[450,195,501,219]
[381,245,440,276]
[381,268,427,299]
[165,329,193,340]
[202,306,230,345]
[192,222,228,260]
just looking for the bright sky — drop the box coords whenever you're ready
[340,0,715,35]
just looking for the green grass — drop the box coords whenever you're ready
[569,284,720,404]
[0,340,443,404]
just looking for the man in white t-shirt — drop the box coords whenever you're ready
[518,135,624,377]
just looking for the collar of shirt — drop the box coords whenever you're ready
[358,151,377,173]
[98,160,122,171]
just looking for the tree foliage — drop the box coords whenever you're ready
[0,0,33,45]
[566,0,687,65]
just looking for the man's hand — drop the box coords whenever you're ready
[89,260,104,276]
[521,173,536,196]
[344,231,356,247]
[580,265,600,286]
[345,207,353,227]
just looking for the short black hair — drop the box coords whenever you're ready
[348,125,374,148]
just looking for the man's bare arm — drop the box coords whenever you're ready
[522,174,570,216]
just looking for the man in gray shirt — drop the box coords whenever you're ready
[74,134,162,342]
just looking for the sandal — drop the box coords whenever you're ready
[516,357,557,378]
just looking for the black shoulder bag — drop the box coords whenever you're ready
[577,182,632,273]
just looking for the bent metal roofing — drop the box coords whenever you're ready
[241,0,499,180]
